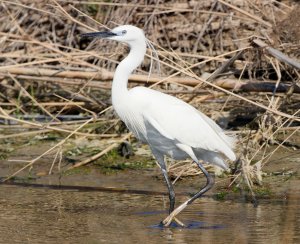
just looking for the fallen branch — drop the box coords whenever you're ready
[252,39,300,70]
[1,66,200,86]
[214,78,300,93]
[2,67,300,93]
[0,74,111,89]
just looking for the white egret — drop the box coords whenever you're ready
[82,25,236,227]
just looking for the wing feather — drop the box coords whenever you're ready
[128,87,236,160]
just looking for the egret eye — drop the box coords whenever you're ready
[122,30,127,35]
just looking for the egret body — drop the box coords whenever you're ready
[82,25,236,227]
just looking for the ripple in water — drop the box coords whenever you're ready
[150,220,225,230]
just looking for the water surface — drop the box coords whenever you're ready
[0,183,299,244]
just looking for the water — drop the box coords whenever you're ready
[0,183,299,244]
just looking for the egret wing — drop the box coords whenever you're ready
[130,87,236,160]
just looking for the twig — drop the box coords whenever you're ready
[2,118,94,182]
[8,73,60,122]
[0,129,52,139]
[218,0,272,27]
[252,39,300,70]
[0,113,118,138]
[65,133,132,170]
[207,50,245,81]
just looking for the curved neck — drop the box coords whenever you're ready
[112,40,147,106]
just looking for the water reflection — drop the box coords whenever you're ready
[0,184,299,243]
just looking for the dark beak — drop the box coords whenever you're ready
[80,31,116,39]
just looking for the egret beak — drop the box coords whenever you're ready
[80,31,117,39]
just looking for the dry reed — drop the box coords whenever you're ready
[0,0,300,195]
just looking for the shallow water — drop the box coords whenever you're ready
[0,183,299,244]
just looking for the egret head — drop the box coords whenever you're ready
[81,25,146,46]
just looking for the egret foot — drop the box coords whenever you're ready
[174,217,185,227]
[160,217,185,227]
[162,200,189,226]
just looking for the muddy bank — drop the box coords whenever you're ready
[1,139,299,202]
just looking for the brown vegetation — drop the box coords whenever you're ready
[0,0,300,193]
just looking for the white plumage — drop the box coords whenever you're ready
[82,25,236,227]
[125,87,235,168]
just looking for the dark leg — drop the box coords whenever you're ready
[152,151,184,226]
[159,159,184,226]
[153,151,175,214]
[160,165,175,213]
[162,160,214,226]
[187,160,214,205]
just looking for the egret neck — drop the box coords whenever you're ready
[111,39,147,111]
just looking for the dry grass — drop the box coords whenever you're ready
[0,0,300,194]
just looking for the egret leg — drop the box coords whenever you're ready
[154,153,184,227]
[162,160,214,227]
[160,166,185,227]
[161,167,175,213]
[187,160,214,204]
[152,152,175,213]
